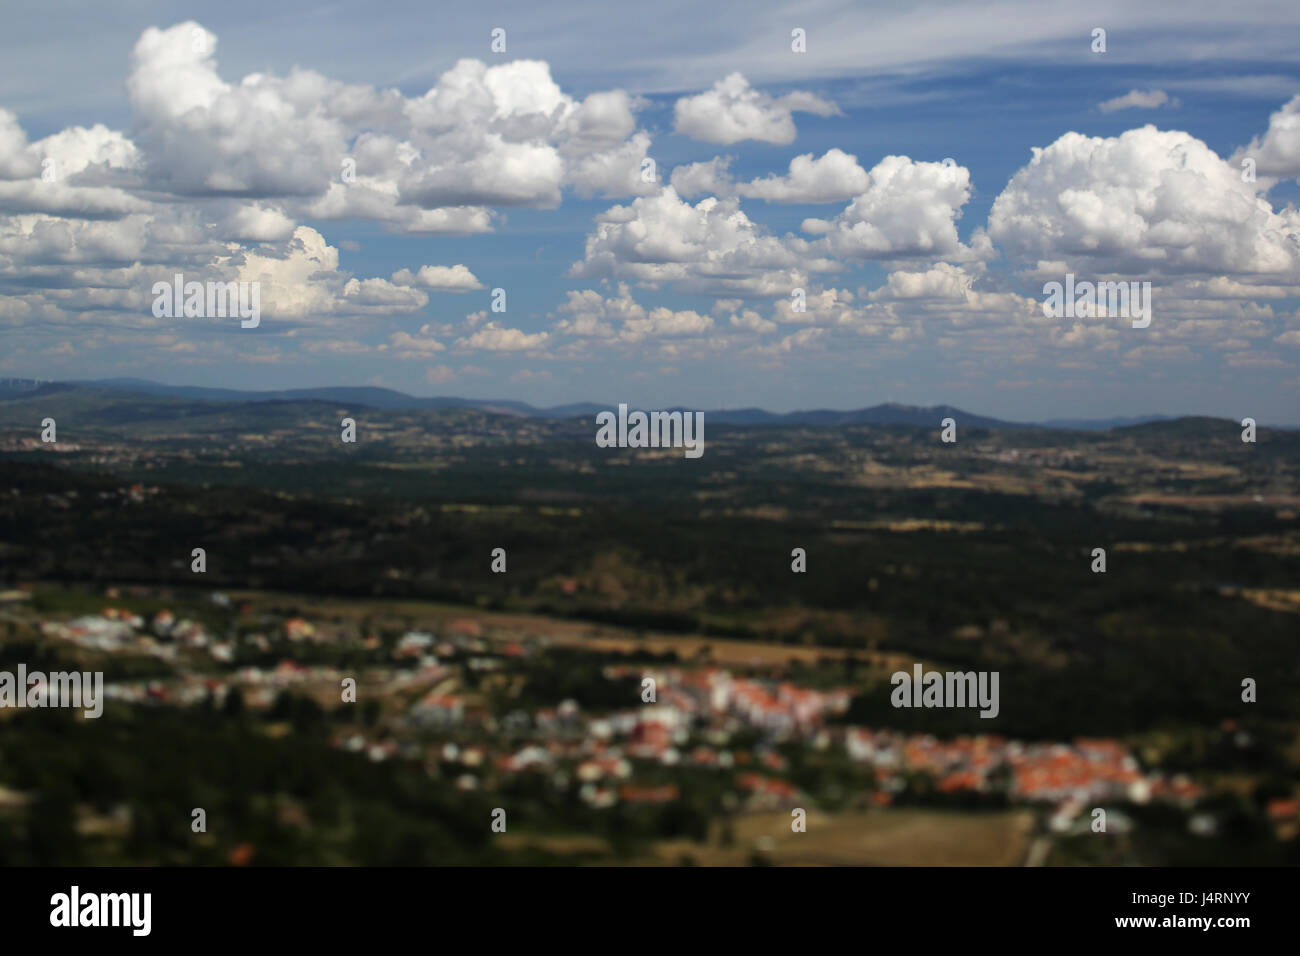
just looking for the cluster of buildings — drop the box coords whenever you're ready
[393,663,1201,816]
[845,728,1201,808]
[30,604,1210,820]
[41,608,233,662]
[103,659,348,708]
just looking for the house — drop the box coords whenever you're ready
[619,784,679,804]
[410,693,464,727]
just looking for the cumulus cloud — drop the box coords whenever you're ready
[670,156,735,198]
[753,267,1043,353]
[552,284,714,344]
[772,286,859,326]
[0,110,144,219]
[570,186,837,295]
[0,20,667,350]
[560,90,640,152]
[1234,93,1300,184]
[564,130,657,199]
[737,148,869,203]
[0,180,149,219]
[124,23,654,217]
[0,205,207,268]
[456,321,549,351]
[305,181,496,235]
[7,20,1299,383]
[559,91,657,199]
[127,24,357,197]
[390,264,484,292]
[0,109,39,179]
[673,73,839,145]
[397,133,566,209]
[989,125,1300,278]
[386,325,446,358]
[803,156,975,260]
[31,122,139,180]
[866,265,1040,335]
[727,308,777,333]
[235,226,427,319]
[617,305,711,341]
[869,262,974,300]
[218,203,296,242]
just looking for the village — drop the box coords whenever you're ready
[11,589,1249,848]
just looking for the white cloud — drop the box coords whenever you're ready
[385,326,446,358]
[773,287,865,328]
[560,92,658,199]
[233,226,427,319]
[127,24,355,197]
[0,22,669,348]
[552,284,714,343]
[397,134,566,209]
[0,109,38,179]
[869,262,973,300]
[670,156,735,198]
[7,19,1300,387]
[570,186,837,295]
[738,148,869,203]
[804,156,975,259]
[673,73,839,145]
[989,125,1300,278]
[0,180,149,218]
[121,23,653,219]
[561,90,640,151]
[0,105,435,334]
[1097,89,1173,113]
[218,203,296,242]
[564,131,657,199]
[727,309,777,333]
[748,326,829,356]
[390,264,484,292]
[305,181,497,235]
[1234,93,1300,184]
[0,110,144,219]
[456,321,549,351]
[622,306,712,341]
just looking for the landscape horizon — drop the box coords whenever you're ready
[2,376,1286,431]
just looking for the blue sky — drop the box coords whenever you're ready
[2,1,1300,421]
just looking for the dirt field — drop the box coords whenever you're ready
[631,809,1034,866]
[224,589,910,669]
[492,808,1034,866]
[642,809,1035,866]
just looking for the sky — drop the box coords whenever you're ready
[2,1,1300,421]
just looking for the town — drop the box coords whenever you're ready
[3,583,1283,866]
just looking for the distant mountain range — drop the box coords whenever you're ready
[0,376,1227,431]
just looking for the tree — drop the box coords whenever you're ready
[223,687,245,718]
